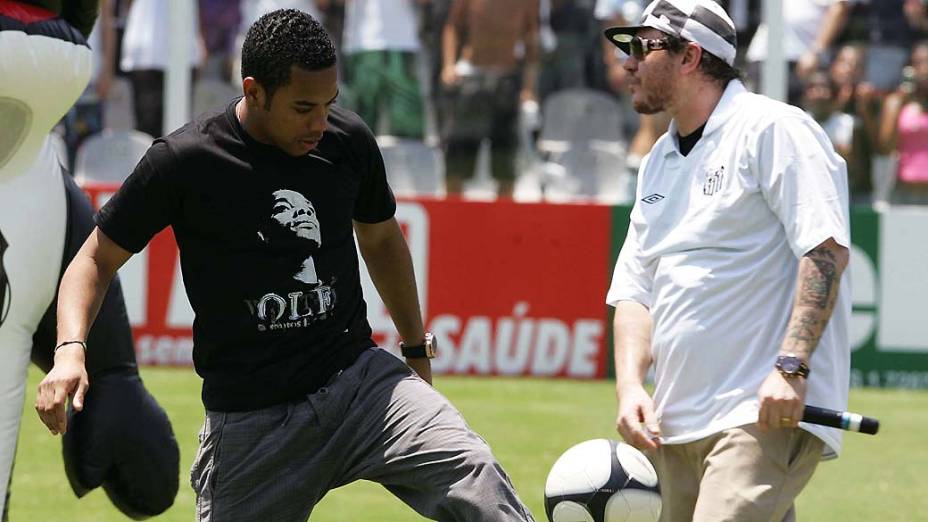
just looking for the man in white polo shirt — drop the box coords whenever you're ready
[603,1,851,520]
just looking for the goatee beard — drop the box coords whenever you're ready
[633,97,665,115]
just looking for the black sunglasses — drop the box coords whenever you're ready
[627,36,676,61]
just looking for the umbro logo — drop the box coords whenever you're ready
[641,193,665,204]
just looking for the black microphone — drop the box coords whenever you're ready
[802,405,880,435]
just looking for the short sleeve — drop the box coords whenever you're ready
[94,140,181,253]
[606,209,655,309]
[754,116,850,258]
[351,122,396,224]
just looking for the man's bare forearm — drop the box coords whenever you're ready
[813,2,850,54]
[57,228,132,345]
[356,219,430,382]
[358,228,424,344]
[441,10,459,73]
[364,236,431,383]
[521,60,539,98]
[56,254,116,344]
[520,13,540,99]
[779,238,849,361]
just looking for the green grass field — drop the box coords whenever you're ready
[11,366,928,521]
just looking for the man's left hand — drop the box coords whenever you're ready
[757,368,807,432]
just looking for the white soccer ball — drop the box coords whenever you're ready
[544,439,661,522]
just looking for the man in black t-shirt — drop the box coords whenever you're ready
[36,9,535,522]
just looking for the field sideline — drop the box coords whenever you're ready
[12,366,928,521]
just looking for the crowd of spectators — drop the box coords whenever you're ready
[60,0,928,206]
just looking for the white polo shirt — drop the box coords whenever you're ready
[607,80,851,458]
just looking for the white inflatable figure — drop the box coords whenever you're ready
[1,3,179,520]
[0,8,91,517]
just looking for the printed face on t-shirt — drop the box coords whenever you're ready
[256,188,324,284]
[251,65,340,156]
[270,189,321,247]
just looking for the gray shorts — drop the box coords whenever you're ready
[190,348,535,521]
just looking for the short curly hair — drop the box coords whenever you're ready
[240,9,337,104]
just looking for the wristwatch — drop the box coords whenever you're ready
[776,354,810,379]
[400,332,437,359]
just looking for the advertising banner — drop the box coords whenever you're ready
[847,207,928,387]
[373,199,613,378]
[81,184,928,387]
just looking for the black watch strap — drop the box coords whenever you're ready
[401,344,429,358]
[400,332,436,359]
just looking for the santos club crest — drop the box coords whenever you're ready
[703,165,725,196]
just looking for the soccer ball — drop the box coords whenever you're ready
[544,439,661,522]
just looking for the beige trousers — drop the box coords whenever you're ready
[649,424,825,522]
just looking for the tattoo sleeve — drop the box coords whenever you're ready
[780,241,848,360]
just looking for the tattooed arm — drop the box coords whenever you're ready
[779,238,850,361]
[757,237,849,432]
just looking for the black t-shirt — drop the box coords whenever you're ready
[677,122,707,157]
[95,100,396,411]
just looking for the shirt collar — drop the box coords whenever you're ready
[665,80,747,156]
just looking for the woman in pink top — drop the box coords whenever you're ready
[880,42,928,204]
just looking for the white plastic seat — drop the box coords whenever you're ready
[377,136,445,197]
[537,88,631,203]
[192,78,241,117]
[103,77,136,131]
[74,129,153,186]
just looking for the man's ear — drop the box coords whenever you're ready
[242,77,266,109]
[680,43,703,76]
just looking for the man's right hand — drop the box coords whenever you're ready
[440,65,459,87]
[616,385,661,451]
[36,344,89,435]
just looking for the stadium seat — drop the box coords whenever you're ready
[193,78,241,117]
[537,88,633,204]
[377,136,445,197]
[104,77,136,131]
[73,129,153,186]
[539,88,624,148]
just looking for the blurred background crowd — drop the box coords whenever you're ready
[59,0,928,207]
